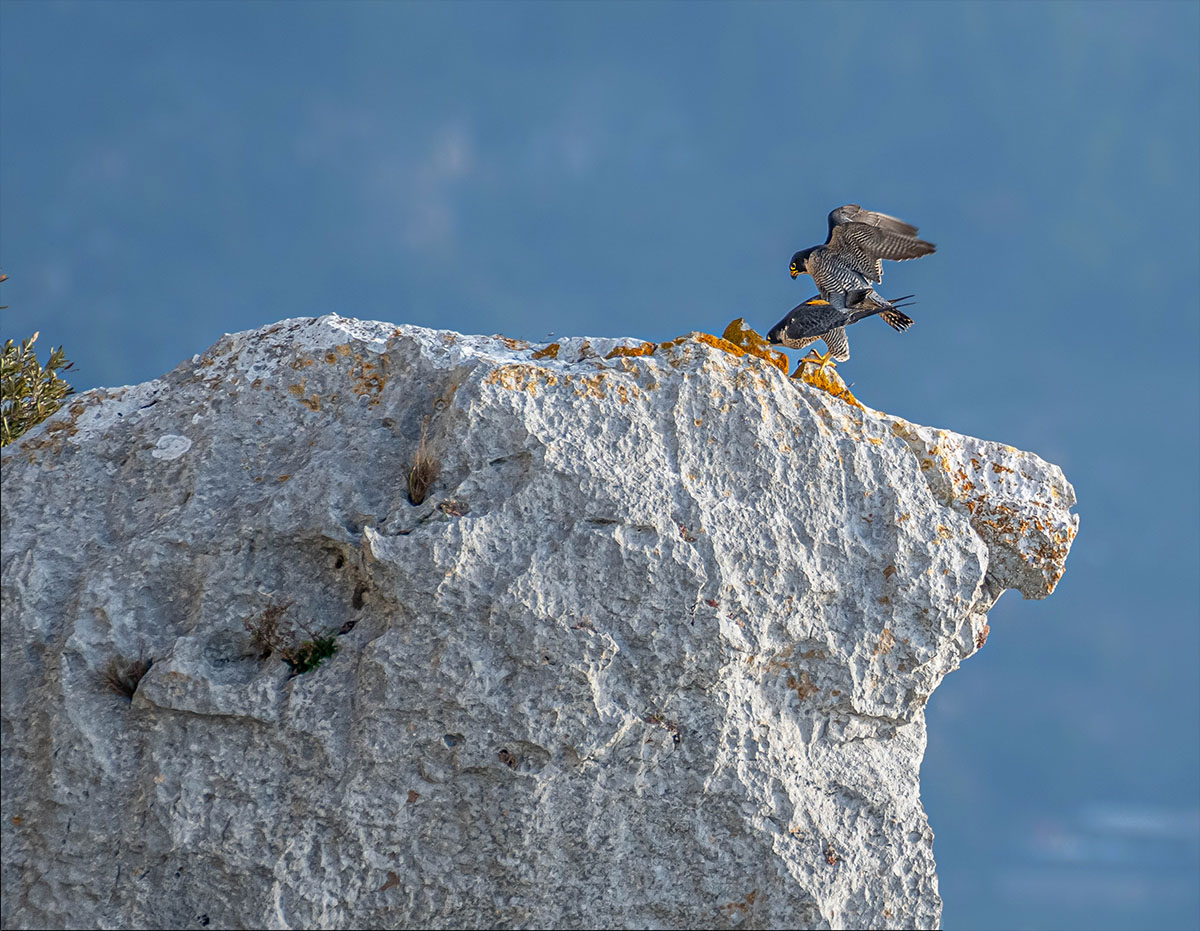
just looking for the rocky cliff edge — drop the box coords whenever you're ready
[0,315,1077,929]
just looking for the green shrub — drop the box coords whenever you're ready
[283,634,339,675]
[2,327,76,446]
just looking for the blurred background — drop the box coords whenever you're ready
[2,2,1197,928]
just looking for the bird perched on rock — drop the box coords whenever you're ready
[767,291,915,373]
[789,204,935,310]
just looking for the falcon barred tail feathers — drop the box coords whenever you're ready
[879,308,915,332]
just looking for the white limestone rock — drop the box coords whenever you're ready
[0,315,1077,930]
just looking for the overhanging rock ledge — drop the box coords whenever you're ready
[0,315,1077,930]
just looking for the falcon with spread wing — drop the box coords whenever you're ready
[767,290,915,372]
[789,204,935,310]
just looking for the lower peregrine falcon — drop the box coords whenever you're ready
[767,291,914,372]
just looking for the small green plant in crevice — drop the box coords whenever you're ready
[102,656,153,701]
[282,633,339,675]
[243,599,339,676]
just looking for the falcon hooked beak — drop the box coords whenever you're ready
[789,265,799,279]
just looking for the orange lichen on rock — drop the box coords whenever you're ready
[569,373,608,400]
[603,329,786,371]
[720,318,790,373]
[787,671,820,701]
[286,381,321,412]
[493,336,530,351]
[792,363,864,410]
[484,365,557,395]
[349,354,386,403]
[605,342,656,359]
[531,343,561,360]
[692,332,747,357]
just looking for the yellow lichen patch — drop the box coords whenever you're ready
[605,342,656,359]
[613,383,640,404]
[569,373,608,399]
[787,671,820,702]
[484,365,557,395]
[531,342,560,360]
[278,474,291,482]
[290,356,315,369]
[493,335,530,351]
[720,318,790,373]
[718,890,759,919]
[349,355,386,404]
[693,332,747,357]
[874,628,895,656]
[286,381,321,412]
[792,364,864,410]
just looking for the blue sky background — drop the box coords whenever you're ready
[3,2,1198,928]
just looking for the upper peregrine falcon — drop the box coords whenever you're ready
[767,290,914,371]
[789,204,935,310]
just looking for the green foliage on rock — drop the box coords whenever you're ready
[2,276,76,446]
[2,331,75,446]
[283,634,340,675]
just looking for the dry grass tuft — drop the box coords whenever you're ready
[103,656,152,700]
[243,599,339,675]
[408,419,440,505]
[243,599,293,658]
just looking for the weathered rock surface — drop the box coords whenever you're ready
[0,316,1077,930]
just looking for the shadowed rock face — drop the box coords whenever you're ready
[0,316,1076,930]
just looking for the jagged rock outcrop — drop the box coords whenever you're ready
[0,316,1077,930]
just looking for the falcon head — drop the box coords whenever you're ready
[789,248,815,279]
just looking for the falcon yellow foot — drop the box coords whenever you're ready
[791,350,837,378]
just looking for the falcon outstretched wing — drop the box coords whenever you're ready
[827,223,936,280]
[827,204,921,240]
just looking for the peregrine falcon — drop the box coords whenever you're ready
[789,204,935,310]
[767,290,914,373]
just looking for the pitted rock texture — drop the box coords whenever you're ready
[0,315,1077,930]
